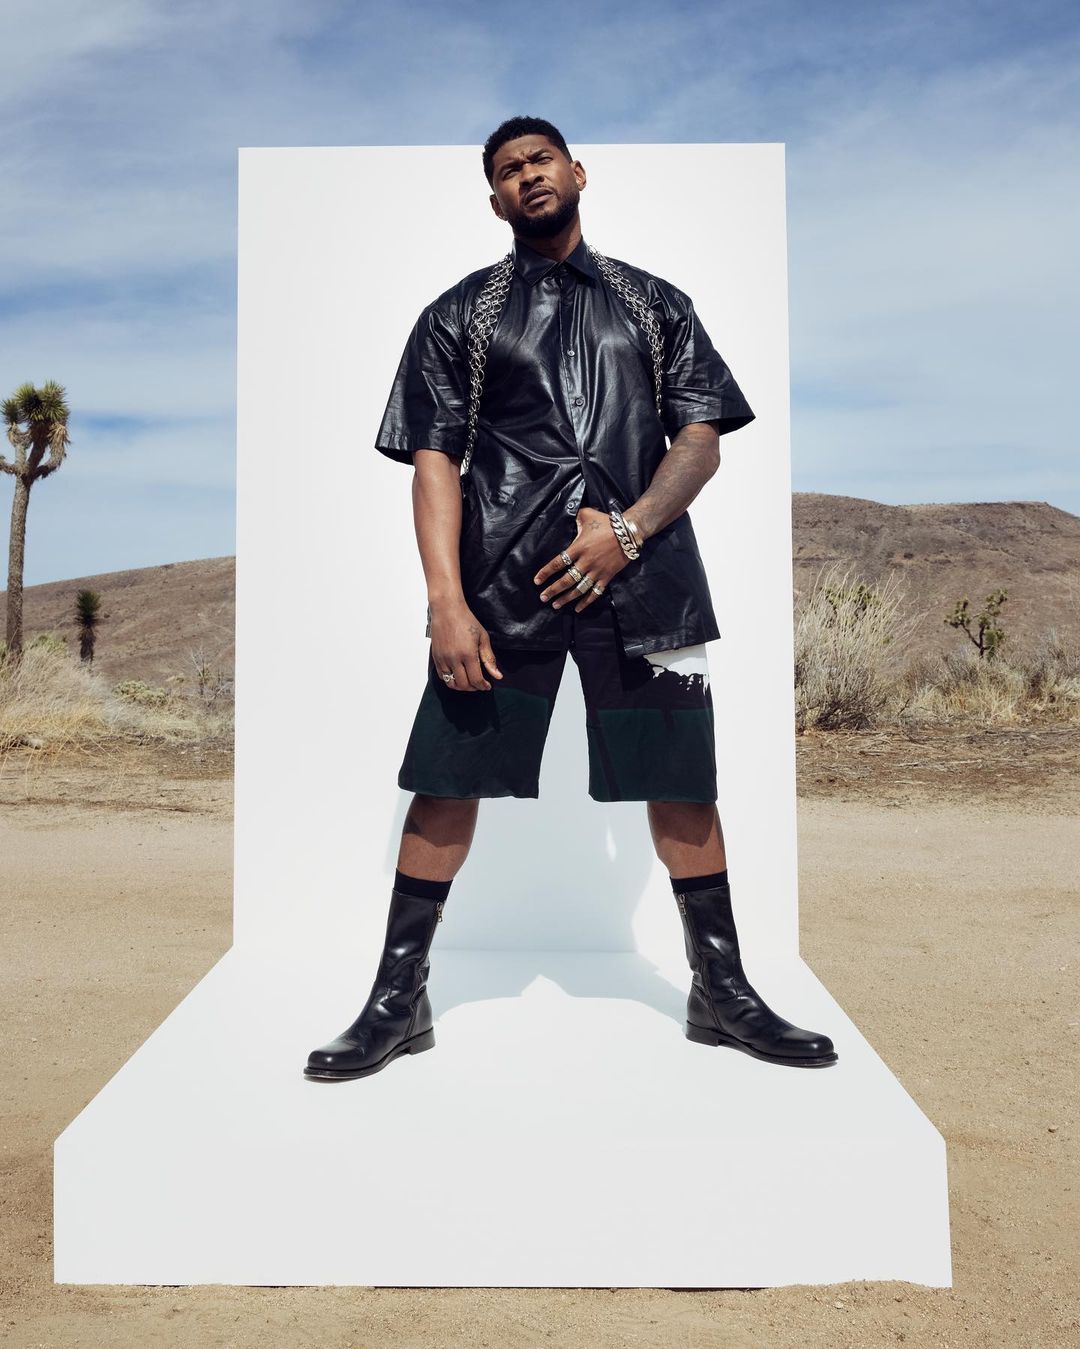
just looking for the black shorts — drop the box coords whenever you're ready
[396,592,717,802]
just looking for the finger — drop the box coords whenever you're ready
[564,583,598,612]
[534,551,578,585]
[464,651,491,692]
[550,573,593,608]
[540,569,579,603]
[479,642,503,678]
[449,658,472,693]
[573,588,601,613]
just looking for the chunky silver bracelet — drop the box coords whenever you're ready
[610,509,641,560]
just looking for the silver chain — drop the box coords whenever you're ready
[460,242,664,478]
[461,251,514,475]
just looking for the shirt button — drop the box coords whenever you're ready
[572,396,584,407]
[566,348,576,357]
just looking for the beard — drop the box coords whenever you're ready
[509,184,580,239]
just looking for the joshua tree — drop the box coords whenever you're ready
[75,588,102,665]
[1,381,71,664]
[944,588,1008,659]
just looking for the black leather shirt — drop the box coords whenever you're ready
[375,235,755,657]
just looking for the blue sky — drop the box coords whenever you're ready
[2,0,1077,586]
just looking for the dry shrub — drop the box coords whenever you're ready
[1021,627,1080,712]
[794,563,915,731]
[897,630,1080,727]
[796,563,1080,731]
[0,639,233,750]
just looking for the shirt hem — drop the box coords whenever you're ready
[664,406,756,440]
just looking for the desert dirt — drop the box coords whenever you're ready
[1,728,1077,1348]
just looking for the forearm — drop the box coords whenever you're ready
[621,420,721,543]
[412,449,466,608]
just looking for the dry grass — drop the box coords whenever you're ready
[794,563,918,730]
[895,635,1080,726]
[3,564,1078,757]
[795,563,1080,731]
[0,638,233,752]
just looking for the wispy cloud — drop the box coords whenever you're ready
[2,0,1076,583]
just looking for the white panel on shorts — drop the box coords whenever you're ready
[641,643,710,691]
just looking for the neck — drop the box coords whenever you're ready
[514,217,583,263]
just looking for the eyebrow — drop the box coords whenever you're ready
[499,148,553,177]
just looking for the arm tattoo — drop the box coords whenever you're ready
[622,420,721,542]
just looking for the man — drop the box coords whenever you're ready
[305,116,837,1082]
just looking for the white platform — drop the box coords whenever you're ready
[52,143,952,1287]
[54,947,951,1287]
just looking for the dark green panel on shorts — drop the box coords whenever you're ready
[587,705,717,802]
[398,682,554,799]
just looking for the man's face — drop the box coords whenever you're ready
[489,134,585,239]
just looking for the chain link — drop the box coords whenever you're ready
[460,242,665,479]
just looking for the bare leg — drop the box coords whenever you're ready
[646,799,727,876]
[396,792,480,881]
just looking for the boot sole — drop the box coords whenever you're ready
[303,1027,436,1081]
[685,1020,838,1067]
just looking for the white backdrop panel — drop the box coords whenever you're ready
[234,143,797,964]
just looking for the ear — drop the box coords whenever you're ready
[489,193,506,221]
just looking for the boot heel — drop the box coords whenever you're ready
[685,1020,723,1046]
[406,1027,436,1054]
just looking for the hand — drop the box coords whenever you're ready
[429,599,503,693]
[533,507,634,614]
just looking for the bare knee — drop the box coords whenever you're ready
[411,793,479,815]
[405,793,479,835]
[647,799,716,821]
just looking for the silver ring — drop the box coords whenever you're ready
[560,550,574,567]
[592,583,604,595]
[566,563,584,583]
[575,576,592,594]
[441,671,455,683]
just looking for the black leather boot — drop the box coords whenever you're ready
[674,878,838,1068]
[304,887,445,1081]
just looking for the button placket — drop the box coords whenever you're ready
[558,271,589,514]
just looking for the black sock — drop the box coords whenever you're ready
[669,868,728,895]
[394,868,453,902]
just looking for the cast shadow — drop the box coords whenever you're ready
[376,686,698,1027]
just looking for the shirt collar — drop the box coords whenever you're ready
[511,235,600,287]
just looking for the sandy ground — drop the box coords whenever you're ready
[1,729,1077,1348]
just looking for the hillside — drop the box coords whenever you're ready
[2,496,1078,684]
[793,496,1079,655]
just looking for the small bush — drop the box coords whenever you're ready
[113,679,170,707]
[794,563,915,731]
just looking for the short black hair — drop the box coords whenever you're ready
[483,116,572,187]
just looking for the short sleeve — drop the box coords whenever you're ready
[659,285,756,441]
[374,298,469,466]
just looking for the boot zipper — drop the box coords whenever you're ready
[674,889,721,1029]
[435,900,444,923]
